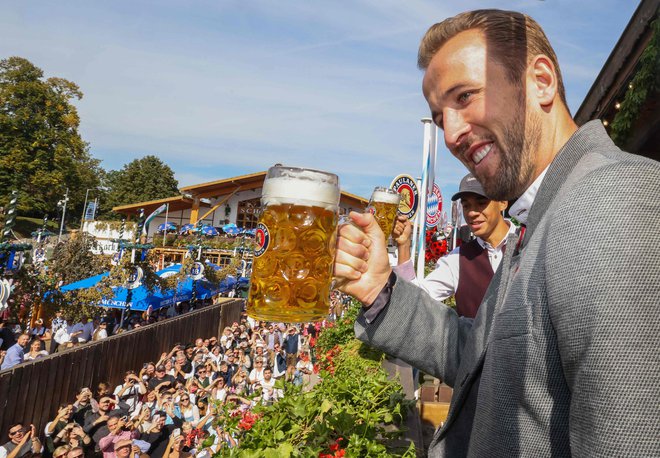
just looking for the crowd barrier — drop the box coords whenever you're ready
[0,298,243,437]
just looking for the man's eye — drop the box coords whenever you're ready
[458,91,473,103]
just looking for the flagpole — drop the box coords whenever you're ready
[163,203,169,247]
[416,118,435,279]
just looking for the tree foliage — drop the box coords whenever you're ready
[49,233,109,285]
[102,155,179,217]
[610,19,660,147]
[0,56,101,217]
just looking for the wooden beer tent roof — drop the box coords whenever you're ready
[112,195,210,216]
[112,170,368,216]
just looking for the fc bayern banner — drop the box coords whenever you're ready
[143,203,168,235]
[426,183,442,228]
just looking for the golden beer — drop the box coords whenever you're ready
[247,166,339,322]
[368,187,401,239]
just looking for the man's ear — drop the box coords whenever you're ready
[528,55,558,109]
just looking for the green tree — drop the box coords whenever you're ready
[102,155,179,217]
[0,57,102,218]
[46,233,111,320]
[49,233,109,285]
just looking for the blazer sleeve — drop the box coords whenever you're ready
[354,275,473,386]
[546,160,660,456]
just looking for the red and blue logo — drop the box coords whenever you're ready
[254,223,270,258]
[390,174,419,220]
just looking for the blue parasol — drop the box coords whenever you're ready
[179,223,196,234]
[157,222,178,233]
[57,262,237,311]
[200,225,219,236]
[222,223,240,236]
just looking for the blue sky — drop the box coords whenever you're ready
[1,0,637,207]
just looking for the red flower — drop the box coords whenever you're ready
[335,449,345,457]
[329,443,339,452]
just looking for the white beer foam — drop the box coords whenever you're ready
[371,189,400,204]
[262,176,339,209]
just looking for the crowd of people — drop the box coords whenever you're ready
[0,297,224,370]
[0,307,344,458]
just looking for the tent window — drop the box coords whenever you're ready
[236,198,260,229]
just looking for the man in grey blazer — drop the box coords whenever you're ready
[334,9,659,457]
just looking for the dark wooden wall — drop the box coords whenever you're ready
[0,298,243,440]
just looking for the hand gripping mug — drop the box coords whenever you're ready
[367,186,401,241]
[247,165,340,322]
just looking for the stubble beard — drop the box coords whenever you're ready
[482,106,541,201]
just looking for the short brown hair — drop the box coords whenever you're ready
[418,9,567,107]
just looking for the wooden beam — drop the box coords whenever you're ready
[196,186,241,223]
[190,198,201,224]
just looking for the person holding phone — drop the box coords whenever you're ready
[114,371,147,416]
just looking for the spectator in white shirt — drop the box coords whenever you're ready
[393,173,514,318]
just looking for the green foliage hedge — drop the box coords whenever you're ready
[213,304,416,457]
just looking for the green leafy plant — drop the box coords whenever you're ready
[610,18,660,147]
[210,305,416,457]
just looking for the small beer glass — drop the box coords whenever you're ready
[367,186,401,240]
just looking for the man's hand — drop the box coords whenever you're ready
[56,405,69,419]
[392,215,412,247]
[392,215,413,264]
[333,211,392,305]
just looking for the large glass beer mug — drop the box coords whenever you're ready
[247,165,340,322]
[367,186,401,240]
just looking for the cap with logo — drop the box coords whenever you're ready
[451,173,488,201]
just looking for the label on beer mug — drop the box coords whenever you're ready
[391,174,419,219]
[254,223,271,257]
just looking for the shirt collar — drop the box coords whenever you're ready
[509,166,549,225]
[476,220,517,251]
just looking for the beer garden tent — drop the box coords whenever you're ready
[58,264,238,311]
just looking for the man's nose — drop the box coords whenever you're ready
[443,109,470,153]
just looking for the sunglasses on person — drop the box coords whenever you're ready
[8,428,24,436]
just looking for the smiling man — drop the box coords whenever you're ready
[334,8,659,457]
[393,173,513,317]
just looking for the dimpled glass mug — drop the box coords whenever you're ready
[367,186,401,241]
[246,165,339,322]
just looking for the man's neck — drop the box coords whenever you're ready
[529,110,578,189]
[482,220,511,248]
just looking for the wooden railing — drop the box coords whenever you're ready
[0,298,243,438]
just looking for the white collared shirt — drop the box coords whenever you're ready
[509,167,549,225]
[393,221,517,302]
